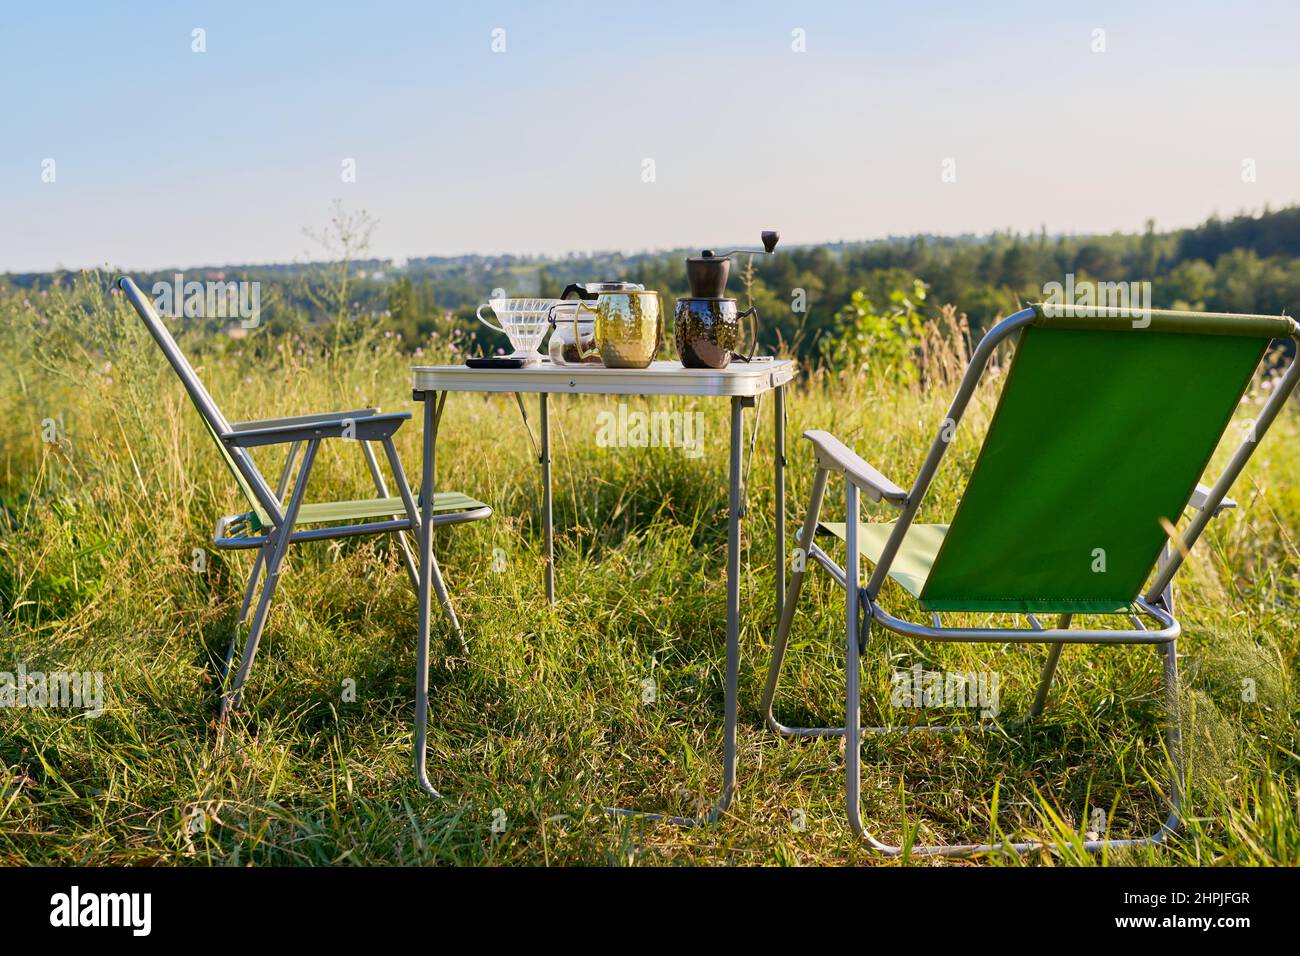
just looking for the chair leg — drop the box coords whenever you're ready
[219,440,318,719]
[843,481,870,840]
[429,554,468,655]
[219,554,286,719]
[238,549,266,625]
[394,530,420,592]
[1156,638,1184,838]
[1028,614,1071,718]
[362,438,421,592]
[222,547,268,682]
[843,627,1185,857]
[380,435,468,655]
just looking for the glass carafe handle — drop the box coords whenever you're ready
[575,302,600,360]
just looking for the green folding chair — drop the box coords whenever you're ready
[118,277,491,718]
[763,304,1300,856]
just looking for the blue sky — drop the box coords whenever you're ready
[3,0,1299,271]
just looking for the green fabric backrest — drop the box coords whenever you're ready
[917,310,1274,614]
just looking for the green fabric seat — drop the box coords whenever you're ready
[818,522,948,598]
[247,491,488,531]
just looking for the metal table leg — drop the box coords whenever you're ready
[607,396,743,825]
[414,390,442,798]
[774,383,786,622]
[540,393,555,604]
[719,395,743,816]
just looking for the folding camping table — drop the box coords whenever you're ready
[409,358,797,820]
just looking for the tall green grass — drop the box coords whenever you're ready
[0,273,1296,865]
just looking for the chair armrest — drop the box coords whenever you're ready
[223,412,410,448]
[230,408,379,432]
[1190,482,1237,516]
[803,430,907,505]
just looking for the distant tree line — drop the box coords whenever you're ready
[4,205,1299,361]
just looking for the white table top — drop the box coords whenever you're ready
[411,358,797,397]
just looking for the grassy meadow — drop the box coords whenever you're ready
[1,273,1298,866]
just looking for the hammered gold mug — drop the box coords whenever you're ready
[574,290,662,369]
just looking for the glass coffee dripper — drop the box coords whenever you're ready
[475,298,560,365]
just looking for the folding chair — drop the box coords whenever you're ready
[763,304,1300,856]
[118,277,491,718]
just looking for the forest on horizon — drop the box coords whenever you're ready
[5,204,1300,363]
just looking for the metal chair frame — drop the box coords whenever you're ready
[118,277,490,721]
[762,306,1300,856]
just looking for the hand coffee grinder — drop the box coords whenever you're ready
[674,230,779,369]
